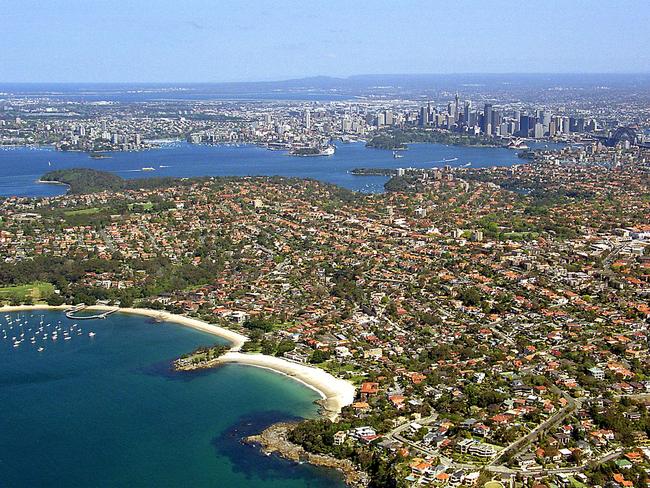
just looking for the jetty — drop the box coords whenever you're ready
[64,304,119,320]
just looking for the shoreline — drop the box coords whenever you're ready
[217,352,355,419]
[247,422,369,487]
[0,304,355,419]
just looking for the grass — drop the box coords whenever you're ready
[0,282,55,302]
[127,202,154,212]
[63,207,101,217]
[569,477,588,488]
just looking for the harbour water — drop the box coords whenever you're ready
[0,311,346,488]
[0,141,561,198]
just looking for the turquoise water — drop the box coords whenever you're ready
[0,311,346,487]
[0,141,561,197]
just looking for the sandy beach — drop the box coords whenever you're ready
[1,304,355,418]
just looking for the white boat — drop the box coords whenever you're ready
[320,145,336,156]
[141,167,155,171]
[38,347,44,352]
[88,332,96,337]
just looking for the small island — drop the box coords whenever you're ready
[172,344,230,371]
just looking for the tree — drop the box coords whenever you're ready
[310,349,330,364]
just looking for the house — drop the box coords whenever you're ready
[350,426,376,439]
[360,382,379,399]
[333,430,347,446]
[228,311,248,324]
[518,452,537,469]
[588,367,605,380]
[472,423,491,437]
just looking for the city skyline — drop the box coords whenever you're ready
[1,0,649,83]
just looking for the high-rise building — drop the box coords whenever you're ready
[304,109,311,129]
[483,104,493,134]
[463,101,471,124]
[419,106,428,127]
[519,114,530,137]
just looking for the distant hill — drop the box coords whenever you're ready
[5,73,650,103]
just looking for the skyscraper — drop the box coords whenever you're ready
[519,113,530,137]
[463,101,471,125]
[419,106,428,127]
[483,104,493,135]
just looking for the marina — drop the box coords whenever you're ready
[1,310,96,352]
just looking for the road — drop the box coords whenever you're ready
[490,386,579,466]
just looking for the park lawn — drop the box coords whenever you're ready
[569,477,588,488]
[64,207,101,216]
[0,282,55,302]
[127,202,154,212]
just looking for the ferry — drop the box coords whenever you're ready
[89,152,111,159]
[141,167,156,171]
[320,145,336,156]
[393,151,404,159]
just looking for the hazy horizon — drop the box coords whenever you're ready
[2,72,650,85]
[1,0,649,83]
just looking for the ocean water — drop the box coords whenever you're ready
[0,141,561,198]
[0,311,346,488]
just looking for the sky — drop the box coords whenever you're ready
[1,0,649,83]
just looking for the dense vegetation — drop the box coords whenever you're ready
[367,129,496,150]
[0,253,224,307]
[41,169,362,203]
[41,168,208,194]
[289,419,406,488]
[173,344,230,369]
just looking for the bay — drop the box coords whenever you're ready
[0,141,561,198]
[0,311,346,488]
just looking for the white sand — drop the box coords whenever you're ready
[1,304,355,418]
